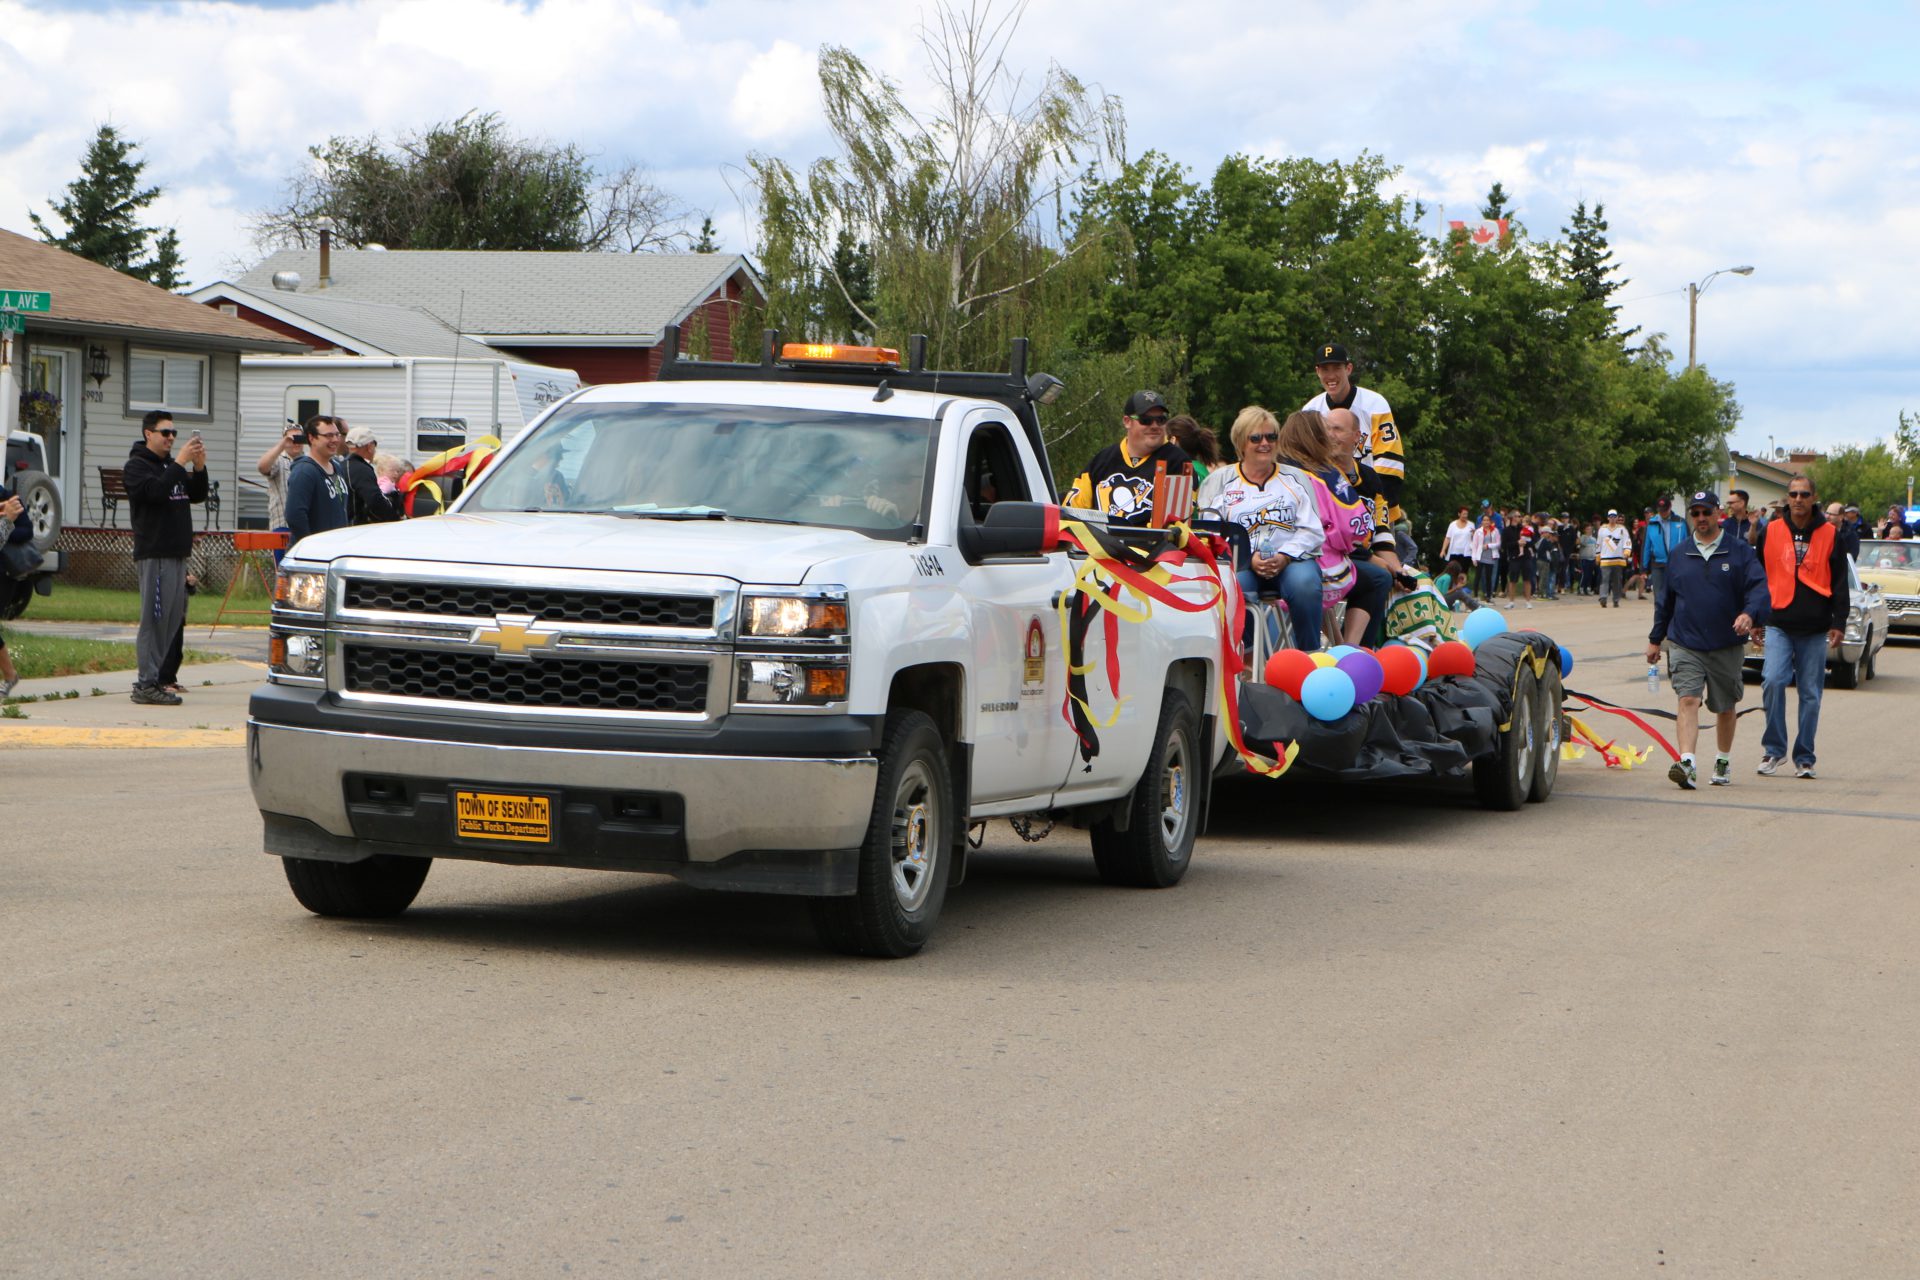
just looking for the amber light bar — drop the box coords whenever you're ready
[781,343,900,366]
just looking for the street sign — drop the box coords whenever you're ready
[0,290,52,312]
[0,313,24,334]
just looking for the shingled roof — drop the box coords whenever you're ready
[188,282,508,362]
[0,227,303,351]
[235,249,762,342]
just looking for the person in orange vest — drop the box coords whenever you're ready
[1753,476,1850,779]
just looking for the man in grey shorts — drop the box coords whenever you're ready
[1647,491,1770,789]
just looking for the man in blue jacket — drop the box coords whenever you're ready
[1647,491,1770,789]
[1638,495,1688,604]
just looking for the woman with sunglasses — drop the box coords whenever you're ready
[1196,406,1326,651]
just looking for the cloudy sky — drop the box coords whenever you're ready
[2,0,1915,459]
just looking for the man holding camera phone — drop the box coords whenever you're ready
[124,410,208,706]
[256,421,308,563]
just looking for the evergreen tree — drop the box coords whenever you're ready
[31,124,183,286]
[1560,200,1633,341]
[692,216,720,253]
[1480,181,1512,222]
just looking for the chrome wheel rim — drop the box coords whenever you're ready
[1514,693,1535,783]
[27,489,55,541]
[889,759,938,912]
[1160,726,1193,857]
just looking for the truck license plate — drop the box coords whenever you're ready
[453,789,553,843]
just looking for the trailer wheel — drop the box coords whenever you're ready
[809,710,953,958]
[1473,669,1537,812]
[282,854,431,918]
[1090,689,1198,888]
[1528,664,1562,803]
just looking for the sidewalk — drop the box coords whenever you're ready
[0,660,262,749]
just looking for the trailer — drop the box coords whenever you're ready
[234,355,580,527]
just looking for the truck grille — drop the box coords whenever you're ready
[344,579,713,629]
[345,645,708,714]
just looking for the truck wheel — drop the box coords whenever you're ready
[1090,689,1198,888]
[810,710,953,958]
[15,470,61,551]
[1528,664,1562,803]
[282,854,431,918]
[1473,670,1537,812]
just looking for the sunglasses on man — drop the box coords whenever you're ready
[1134,413,1169,426]
[151,428,178,438]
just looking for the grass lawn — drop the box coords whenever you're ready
[1,625,222,686]
[21,582,272,627]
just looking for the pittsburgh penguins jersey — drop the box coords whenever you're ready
[1063,440,1193,527]
[1195,462,1324,562]
[1304,382,1403,526]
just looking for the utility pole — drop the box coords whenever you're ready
[1686,266,1755,372]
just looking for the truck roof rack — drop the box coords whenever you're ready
[656,325,1060,493]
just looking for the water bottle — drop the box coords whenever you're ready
[1646,663,1661,695]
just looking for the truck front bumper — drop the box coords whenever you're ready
[247,719,879,896]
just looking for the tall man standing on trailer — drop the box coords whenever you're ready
[1304,342,1403,568]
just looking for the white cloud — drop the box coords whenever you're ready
[729,39,821,144]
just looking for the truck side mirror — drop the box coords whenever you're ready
[956,500,1061,563]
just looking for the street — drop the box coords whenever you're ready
[3,598,1916,1278]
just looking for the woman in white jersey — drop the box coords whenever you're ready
[1196,405,1326,651]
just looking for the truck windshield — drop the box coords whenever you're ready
[463,401,934,539]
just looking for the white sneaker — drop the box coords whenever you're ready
[0,677,16,699]
[1795,764,1816,779]
[1525,602,1534,609]
[1710,758,1732,786]
[1756,755,1781,776]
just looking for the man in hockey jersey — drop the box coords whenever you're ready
[1063,389,1194,527]
[1321,406,1402,573]
[1304,342,1404,533]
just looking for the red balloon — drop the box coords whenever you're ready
[1264,648,1319,698]
[1376,645,1422,696]
[1429,640,1476,678]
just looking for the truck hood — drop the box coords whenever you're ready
[289,513,880,585]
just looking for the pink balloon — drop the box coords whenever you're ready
[1336,650,1385,703]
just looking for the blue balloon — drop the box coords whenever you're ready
[1460,606,1508,650]
[1300,666,1358,721]
[1328,645,1364,662]
[1558,646,1574,678]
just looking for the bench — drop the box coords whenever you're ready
[98,466,221,529]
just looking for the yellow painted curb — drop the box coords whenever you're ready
[0,726,246,750]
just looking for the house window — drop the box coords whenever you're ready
[128,348,209,414]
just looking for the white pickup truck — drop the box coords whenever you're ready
[249,335,1224,956]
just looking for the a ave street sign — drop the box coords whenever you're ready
[0,313,24,334]
[0,289,52,312]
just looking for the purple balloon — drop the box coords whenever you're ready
[1336,650,1386,704]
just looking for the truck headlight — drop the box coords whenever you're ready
[737,658,849,705]
[742,593,848,640]
[274,569,327,613]
[269,632,327,678]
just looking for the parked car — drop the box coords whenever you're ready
[1855,539,1920,636]
[3,430,61,551]
[1742,555,1888,688]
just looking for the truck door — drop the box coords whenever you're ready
[950,416,1078,806]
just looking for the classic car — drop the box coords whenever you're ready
[1856,539,1920,635]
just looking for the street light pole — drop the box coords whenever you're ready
[1687,265,1755,371]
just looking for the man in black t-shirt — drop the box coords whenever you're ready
[1063,389,1194,526]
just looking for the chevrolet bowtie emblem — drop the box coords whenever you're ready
[471,616,555,657]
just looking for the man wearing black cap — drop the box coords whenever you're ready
[1647,491,1768,789]
[1062,389,1193,526]
[1302,343,1403,533]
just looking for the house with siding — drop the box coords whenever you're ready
[0,227,304,531]
[220,249,764,384]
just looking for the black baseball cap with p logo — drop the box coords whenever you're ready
[1124,389,1168,418]
[1314,343,1350,365]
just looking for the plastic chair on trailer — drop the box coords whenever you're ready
[1192,514,1296,666]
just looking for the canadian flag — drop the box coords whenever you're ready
[1448,218,1509,249]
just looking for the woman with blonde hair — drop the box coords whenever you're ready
[1276,410,1391,647]
[1196,405,1325,649]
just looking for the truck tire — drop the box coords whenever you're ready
[282,854,431,918]
[1473,669,1537,812]
[1090,689,1199,888]
[1528,665,1562,803]
[810,710,953,958]
[15,470,60,551]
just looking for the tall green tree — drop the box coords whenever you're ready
[31,124,187,287]
[1809,442,1911,514]
[251,111,689,252]
[1558,200,1635,342]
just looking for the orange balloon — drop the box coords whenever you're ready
[1377,644,1422,696]
[1429,640,1476,678]
[1264,649,1318,698]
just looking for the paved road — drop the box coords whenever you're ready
[4,598,1915,1277]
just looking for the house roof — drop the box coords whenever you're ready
[235,249,763,343]
[188,281,510,362]
[0,227,304,352]
[1732,451,1807,483]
